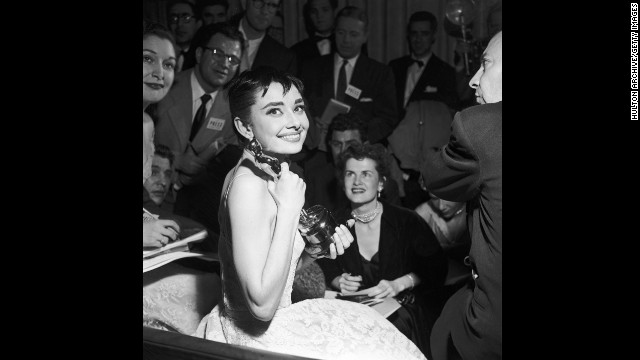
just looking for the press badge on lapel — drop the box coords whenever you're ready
[206,117,225,131]
[345,85,362,100]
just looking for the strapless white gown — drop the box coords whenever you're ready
[194,170,427,360]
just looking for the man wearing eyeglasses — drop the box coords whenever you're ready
[167,0,202,72]
[229,0,297,75]
[154,22,245,243]
[198,0,229,26]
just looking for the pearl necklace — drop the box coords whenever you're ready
[351,201,381,223]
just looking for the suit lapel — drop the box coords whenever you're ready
[412,55,437,100]
[397,57,411,102]
[167,70,194,152]
[190,90,231,154]
[321,56,334,101]
[344,55,368,107]
[253,35,274,69]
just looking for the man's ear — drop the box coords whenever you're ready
[234,117,253,140]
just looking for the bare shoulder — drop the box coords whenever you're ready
[227,169,273,211]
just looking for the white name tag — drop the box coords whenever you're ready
[345,85,362,100]
[206,117,225,131]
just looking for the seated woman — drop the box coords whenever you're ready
[142,21,220,335]
[317,143,448,358]
[194,67,427,360]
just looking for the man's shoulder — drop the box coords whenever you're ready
[290,37,314,51]
[388,55,411,68]
[460,102,502,117]
[300,54,332,76]
[262,35,294,55]
[357,55,393,74]
[157,70,192,108]
[457,102,502,129]
[167,70,192,95]
[429,54,454,69]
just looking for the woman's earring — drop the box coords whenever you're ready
[247,137,263,156]
[378,188,382,198]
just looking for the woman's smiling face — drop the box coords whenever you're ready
[143,35,176,106]
[343,157,383,205]
[247,82,308,155]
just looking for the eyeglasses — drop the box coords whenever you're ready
[203,47,241,66]
[168,14,195,25]
[251,0,280,12]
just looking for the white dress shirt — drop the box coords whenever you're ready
[238,21,265,72]
[333,53,360,98]
[403,52,432,107]
[190,71,219,122]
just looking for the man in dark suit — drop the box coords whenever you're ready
[388,11,459,209]
[300,6,398,151]
[388,11,459,119]
[290,0,337,73]
[154,23,245,243]
[230,0,297,75]
[421,31,502,360]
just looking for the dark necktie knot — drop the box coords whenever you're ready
[200,93,212,104]
[413,59,424,68]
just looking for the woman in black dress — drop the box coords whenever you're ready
[318,143,448,358]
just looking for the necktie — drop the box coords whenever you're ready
[413,59,425,68]
[336,59,348,102]
[190,94,212,142]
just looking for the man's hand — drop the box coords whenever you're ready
[143,219,180,248]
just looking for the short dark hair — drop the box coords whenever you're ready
[197,0,229,16]
[154,143,175,166]
[407,11,438,34]
[327,112,368,144]
[143,21,177,54]
[167,0,198,18]
[226,66,304,143]
[335,6,368,31]
[192,22,245,51]
[337,143,391,182]
[302,0,338,35]
[308,0,337,10]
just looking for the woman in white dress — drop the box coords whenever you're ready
[194,67,427,360]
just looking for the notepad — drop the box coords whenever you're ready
[143,229,208,259]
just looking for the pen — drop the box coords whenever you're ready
[143,207,159,219]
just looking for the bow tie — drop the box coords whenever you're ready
[315,35,331,41]
[412,59,424,68]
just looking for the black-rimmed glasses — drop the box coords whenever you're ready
[203,47,241,66]
[168,14,195,25]
[251,0,280,12]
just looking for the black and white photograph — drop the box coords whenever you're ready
[142,1,502,359]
